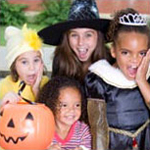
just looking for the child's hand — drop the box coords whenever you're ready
[74,147,84,150]
[73,145,89,150]
[47,143,63,150]
[32,63,44,96]
[1,92,21,106]
[136,49,150,84]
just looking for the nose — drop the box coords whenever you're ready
[67,106,76,112]
[131,54,139,63]
[78,36,84,46]
[28,63,35,70]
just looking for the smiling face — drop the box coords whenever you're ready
[15,51,43,85]
[111,31,148,80]
[55,87,81,129]
[68,28,98,62]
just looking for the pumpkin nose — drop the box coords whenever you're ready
[7,119,15,128]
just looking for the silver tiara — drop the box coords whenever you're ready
[119,13,147,26]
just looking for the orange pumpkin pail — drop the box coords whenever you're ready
[0,103,55,150]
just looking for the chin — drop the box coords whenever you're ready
[79,57,88,62]
[26,81,35,86]
[126,76,135,81]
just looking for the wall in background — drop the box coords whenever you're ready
[8,0,150,15]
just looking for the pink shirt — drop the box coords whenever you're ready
[52,121,91,149]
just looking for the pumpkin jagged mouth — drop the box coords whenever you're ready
[0,132,28,144]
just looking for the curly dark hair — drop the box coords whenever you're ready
[37,76,87,122]
[107,8,150,48]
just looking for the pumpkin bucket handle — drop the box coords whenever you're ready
[18,81,36,105]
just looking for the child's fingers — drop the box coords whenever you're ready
[1,92,21,106]
[38,63,44,80]
[35,63,44,85]
[146,49,150,60]
[48,143,62,150]
[140,49,150,71]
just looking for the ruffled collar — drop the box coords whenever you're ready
[89,59,150,89]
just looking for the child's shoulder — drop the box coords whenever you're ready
[0,75,13,85]
[40,75,49,88]
[41,75,49,82]
[75,121,90,130]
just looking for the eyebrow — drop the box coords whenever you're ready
[120,48,148,52]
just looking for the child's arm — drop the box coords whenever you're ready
[47,143,63,150]
[0,92,21,106]
[74,146,89,150]
[136,49,150,108]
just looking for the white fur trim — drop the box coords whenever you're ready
[89,60,150,89]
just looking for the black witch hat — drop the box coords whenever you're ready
[38,0,110,45]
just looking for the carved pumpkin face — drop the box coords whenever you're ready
[0,103,55,150]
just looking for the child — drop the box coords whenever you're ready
[38,0,110,83]
[0,24,49,105]
[37,76,91,150]
[85,8,150,150]
[38,0,110,125]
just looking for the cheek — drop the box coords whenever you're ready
[69,38,75,47]
[35,63,42,70]
[69,38,76,49]
[55,111,62,119]
[76,109,81,117]
[90,38,97,49]
[17,69,26,80]
[16,64,29,77]
[117,61,127,73]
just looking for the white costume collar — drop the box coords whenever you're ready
[89,59,150,89]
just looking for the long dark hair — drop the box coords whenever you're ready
[51,30,107,82]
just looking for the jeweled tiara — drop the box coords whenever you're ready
[119,13,147,26]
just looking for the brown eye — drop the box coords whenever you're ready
[75,103,81,108]
[140,51,147,56]
[25,112,34,120]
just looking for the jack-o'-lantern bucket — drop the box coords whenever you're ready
[0,102,55,150]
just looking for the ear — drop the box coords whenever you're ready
[110,46,116,58]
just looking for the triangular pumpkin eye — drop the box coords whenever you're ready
[7,118,15,128]
[25,112,34,120]
[0,110,4,116]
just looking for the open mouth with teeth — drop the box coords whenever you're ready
[0,132,27,144]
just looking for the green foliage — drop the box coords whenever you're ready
[0,0,27,26]
[0,25,6,46]
[0,23,46,46]
[35,0,71,26]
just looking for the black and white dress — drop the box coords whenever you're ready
[85,59,150,150]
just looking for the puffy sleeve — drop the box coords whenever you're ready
[84,71,107,100]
